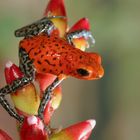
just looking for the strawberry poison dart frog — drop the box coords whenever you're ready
[0,16,104,123]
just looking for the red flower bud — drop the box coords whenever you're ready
[4,61,23,84]
[69,18,90,33]
[0,129,13,140]
[44,0,66,17]
[50,119,96,140]
[67,18,93,51]
[44,0,67,37]
[4,61,40,116]
[20,116,48,140]
[36,73,57,93]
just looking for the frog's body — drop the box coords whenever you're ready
[0,16,104,123]
[20,33,103,80]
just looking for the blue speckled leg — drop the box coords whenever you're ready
[0,48,35,122]
[15,16,66,38]
[66,29,95,46]
[38,76,64,120]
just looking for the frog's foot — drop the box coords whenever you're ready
[15,16,66,38]
[66,29,95,46]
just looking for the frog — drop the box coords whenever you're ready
[0,16,104,123]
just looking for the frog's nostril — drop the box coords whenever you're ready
[77,68,90,76]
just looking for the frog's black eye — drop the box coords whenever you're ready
[77,68,90,76]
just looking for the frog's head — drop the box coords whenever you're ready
[73,52,104,80]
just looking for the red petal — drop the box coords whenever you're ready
[65,119,96,140]
[4,61,23,84]
[20,116,48,140]
[69,18,90,33]
[36,73,57,93]
[43,101,54,125]
[50,119,96,140]
[0,129,13,140]
[44,0,66,17]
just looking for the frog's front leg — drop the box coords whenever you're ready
[66,29,95,46]
[0,76,34,122]
[0,48,35,122]
[15,16,66,38]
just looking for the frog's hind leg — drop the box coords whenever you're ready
[15,16,66,38]
[38,74,65,120]
[0,48,35,122]
[0,96,24,123]
[37,75,64,134]
[66,29,95,46]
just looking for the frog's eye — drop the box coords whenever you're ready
[76,68,90,76]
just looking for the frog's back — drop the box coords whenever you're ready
[19,33,80,75]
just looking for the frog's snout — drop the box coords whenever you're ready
[88,53,104,79]
[96,65,104,79]
[75,52,104,80]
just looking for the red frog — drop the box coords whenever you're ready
[19,33,103,80]
[0,16,104,123]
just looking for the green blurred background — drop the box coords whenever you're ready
[0,0,140,140]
